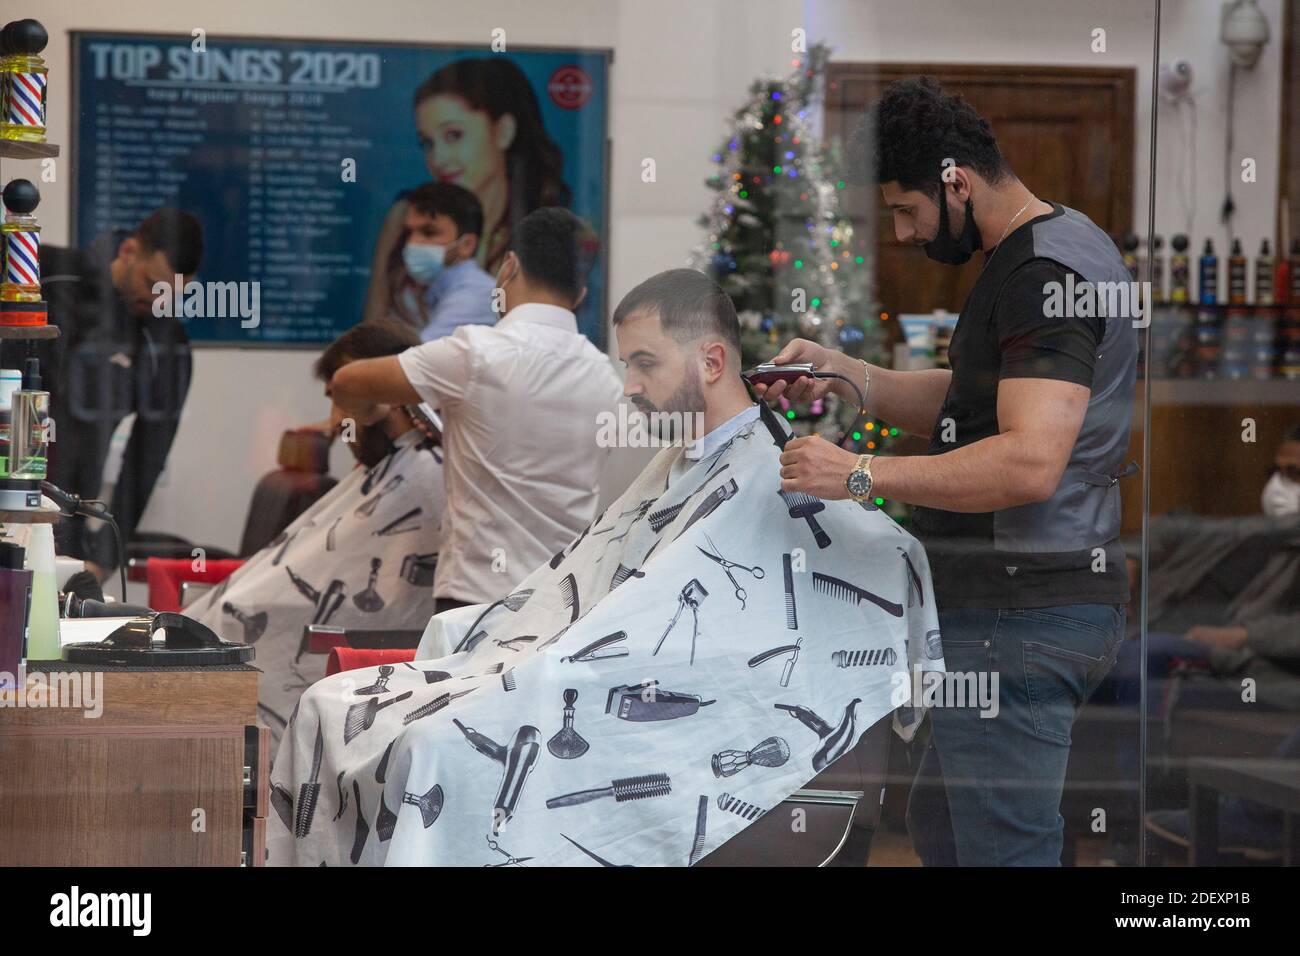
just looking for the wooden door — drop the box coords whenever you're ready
[824,63,1137,315]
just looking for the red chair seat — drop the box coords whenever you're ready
[146,557,244,612]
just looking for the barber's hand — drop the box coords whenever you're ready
[779,434,857,500]
[752,338,838,404]
[1183,625,1248,650]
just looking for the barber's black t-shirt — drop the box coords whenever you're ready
[961,257,1103,427]
[909,203,1136,609]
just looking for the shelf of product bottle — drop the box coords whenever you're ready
[1141,378,1300,406]
[0,324,58,339]
[0,140,57,161]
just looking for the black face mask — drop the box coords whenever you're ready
[924,186,981,266]
[352,424,396,469]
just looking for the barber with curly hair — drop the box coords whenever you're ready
[754,77,1138,866]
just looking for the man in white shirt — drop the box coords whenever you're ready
[330,207,623,611]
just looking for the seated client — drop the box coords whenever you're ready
[188,320,446,745]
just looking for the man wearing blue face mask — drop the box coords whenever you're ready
[386,182,496,342]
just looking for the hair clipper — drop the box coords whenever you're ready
[605,681,715,721]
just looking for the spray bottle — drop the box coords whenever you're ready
[1170,234,1190,303]
[22,523,58,660]
[1199,239,1219,305]
[1151,235,1165,303]
[9,356,48,480]
[1255,239,1275,306]
[1227,239,1247,304]
[1290,238,1300,304]
[1121,232,1140,282]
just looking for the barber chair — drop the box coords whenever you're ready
[696,715,889,867]
[237,429,337,556]
[313,620,892,867]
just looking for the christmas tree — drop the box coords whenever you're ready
[690,44,905,509]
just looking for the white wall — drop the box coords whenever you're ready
[7,0,1283,553]
[810,0,1284,250]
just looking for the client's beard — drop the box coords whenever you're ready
[351,422,396,468]
[632,368,705,444]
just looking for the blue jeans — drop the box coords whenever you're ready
[907,602,1126,866]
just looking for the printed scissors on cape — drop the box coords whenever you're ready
[697,532,764,609]
[484,836,532,867]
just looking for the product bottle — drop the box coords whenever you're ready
[0,366,21,479]
[1170,234,1190,303]
[1151,235,1165,303]
[1290,238,1300,304]
[0,540,32,682]
[1121,232,1140,282]
[1276,242,1292,305]
[1199,239,1219,305]
[9,356,48,480]
[23,523,59,660]
[1227,239,1247,304]
[1255,239,1275,306]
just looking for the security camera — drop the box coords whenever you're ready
[1158,59,1194,101]
[1221,0,1270,69]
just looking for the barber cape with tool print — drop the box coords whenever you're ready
[267,406,943,866]
[188,430,445,746]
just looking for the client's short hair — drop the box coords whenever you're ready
[404,181,484,239]
[612,268,742,363]
[135,208,205,275]
[315,319,421,381]
[511,207,599,301]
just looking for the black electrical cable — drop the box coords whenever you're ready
[71,499,127,602]
[808,371,867,416]
[744,369,868,449]
[39,481,128,600]
[97,508,128,602]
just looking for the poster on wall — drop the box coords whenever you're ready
[71,33,611,347]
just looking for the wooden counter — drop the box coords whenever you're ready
[0,662,267,866]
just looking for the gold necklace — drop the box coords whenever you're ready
[983,196,1036,269]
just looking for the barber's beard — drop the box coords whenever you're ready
[633,368,705,442]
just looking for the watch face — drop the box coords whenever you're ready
[847,469,871,498]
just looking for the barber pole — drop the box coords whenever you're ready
[4,70,46,133]
[1,179,43,303]
[0,19,51,142]
[3,227,39,290]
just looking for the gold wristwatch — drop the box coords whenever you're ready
[845,453,875,502]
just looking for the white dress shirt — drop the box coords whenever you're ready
[398,302,624,603]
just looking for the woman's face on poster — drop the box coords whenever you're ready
[415,93,515,197]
